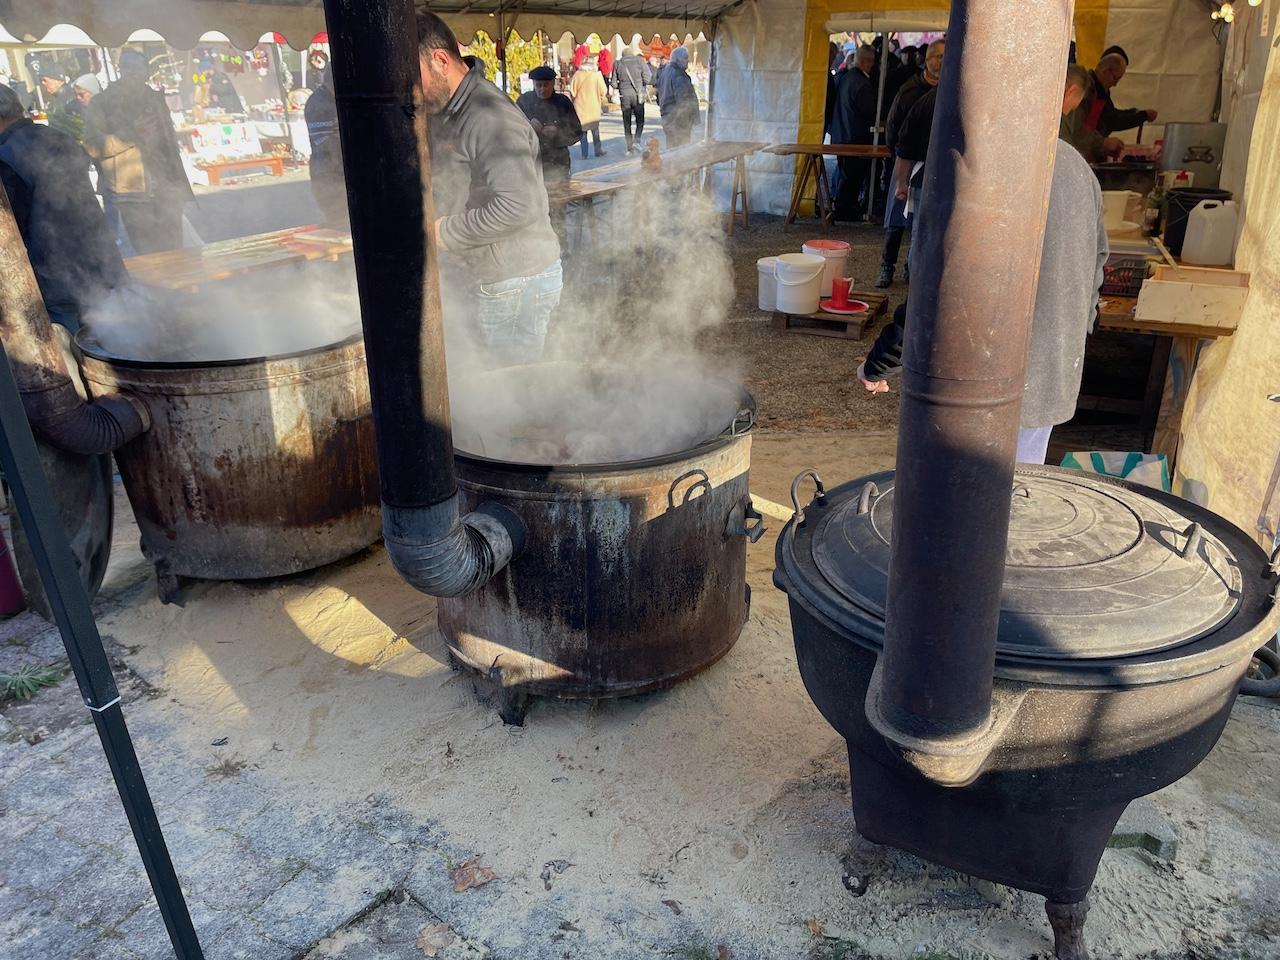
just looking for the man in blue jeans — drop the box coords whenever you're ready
[418,12,562,368]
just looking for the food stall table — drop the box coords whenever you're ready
[545,140,768,248]
[124,226,353,294]
[766,143,893,228]
[1093,295,1233,468]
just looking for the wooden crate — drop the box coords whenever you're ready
[1134,264,1249,333]
[773,291,888,340]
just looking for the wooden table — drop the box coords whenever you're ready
[196,155,285,185]
[545,140,768,246]
[124,225,353,293]
[766,143,893,228]
[1094,295,1233,468]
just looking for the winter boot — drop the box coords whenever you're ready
[875,264,894,288]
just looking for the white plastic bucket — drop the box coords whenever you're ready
[757,256,778,312]
[774,253,825,315]
[1101,190,1140,231]
[802,239,851,297]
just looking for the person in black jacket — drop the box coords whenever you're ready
[0,85,128,332]
[613,44,652,154]
[876,38,944,287]
[517,65,582,183]
[828,44,877,221]
[656,47,700,148]
[419,14,563,369]
[303,72,348,224]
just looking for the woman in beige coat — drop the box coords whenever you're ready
[568,58,608,159]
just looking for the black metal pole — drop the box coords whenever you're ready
[0,340,203,960]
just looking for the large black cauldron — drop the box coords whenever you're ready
[775,466,1279,956]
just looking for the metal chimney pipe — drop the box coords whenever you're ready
[321,0,522,597]
[870,1,1075,749]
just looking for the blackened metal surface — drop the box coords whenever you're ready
[78,340,380,584]
[810,470,1242,660]
[441,435,753,698]
[323,0,459,511]
[881,0,1075,737]
[775,467,1280,900]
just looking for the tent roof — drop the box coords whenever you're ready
[0,0,727,51]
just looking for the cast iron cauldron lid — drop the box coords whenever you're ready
[805,468,1243,660]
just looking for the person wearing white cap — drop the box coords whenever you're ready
[73,74,102,100]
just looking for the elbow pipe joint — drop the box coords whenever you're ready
[382,492,525,598]
[21,381,151,456]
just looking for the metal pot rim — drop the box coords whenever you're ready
[74,330,365,370]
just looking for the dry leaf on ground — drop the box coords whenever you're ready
[717,946,732,960]
[661,899,682,914]
[417,923,456,957]
[806,917,824,937]
[450,857,497,892]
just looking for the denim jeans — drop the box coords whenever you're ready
[474,260,563,368]
[580,122,602,158]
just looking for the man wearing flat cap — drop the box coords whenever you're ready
[516,65,582,183]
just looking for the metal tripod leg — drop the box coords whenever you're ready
[0,338,204,959]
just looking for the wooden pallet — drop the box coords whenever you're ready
[773,291,888,340]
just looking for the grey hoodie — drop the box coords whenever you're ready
[429,61,559,285]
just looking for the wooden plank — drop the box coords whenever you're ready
[766,143,893,159]
[772,291,888,341]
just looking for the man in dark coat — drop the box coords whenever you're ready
[517,65,582,183]
[303,71,348,224]
[656,46,699,148]
[82,49,194,255]
[612,43,652,154]
[859,68,1109,466]
[1062,49,1156,163]
[828,44,877,221]
[0,85,129,332]
[876,38,944,287]
[420,14,563,368]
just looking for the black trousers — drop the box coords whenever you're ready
[117,198,184,254]
[881,225,906,268]
[621,100,645,150]
[832,156,871,221]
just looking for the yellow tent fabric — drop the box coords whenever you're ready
[1175,36,1280,550]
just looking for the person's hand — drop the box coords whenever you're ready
[1145,108,1158,122]
[894,178,909,201]
[1103,136,1125,159]
[857,362,890,394]
[528,118,544,134]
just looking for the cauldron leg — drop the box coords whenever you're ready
[154,565,187,606]
[496,685,530,726]
[841,834,887,897]
[1045,897,1090,960]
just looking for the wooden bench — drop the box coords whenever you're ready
[197,155,285,185]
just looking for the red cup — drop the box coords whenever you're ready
[831,276,852,306]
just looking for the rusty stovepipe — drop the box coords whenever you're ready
[865,0,1077,781]
[0,183,149,455]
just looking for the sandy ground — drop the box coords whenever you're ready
[56,428,1277,960]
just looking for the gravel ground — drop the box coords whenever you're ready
[699,214,904,434]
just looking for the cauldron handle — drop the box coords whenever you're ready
[789,470,826,526]
[668,469,712,509]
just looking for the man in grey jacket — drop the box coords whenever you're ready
[418,13,562,368]
[613,44,651,154]
[858,65,1108,465]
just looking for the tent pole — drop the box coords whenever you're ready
[868,31,890,222]
[498,5,509,95]
[0,340,203,957]
[705,19,719,142]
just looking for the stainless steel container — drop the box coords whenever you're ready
[1160,122,1227,188]
[77,334,381,600]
